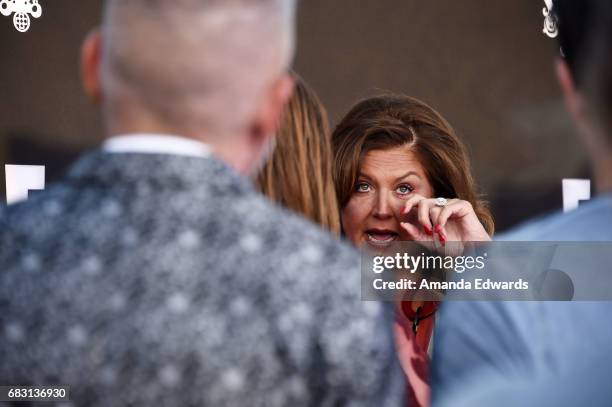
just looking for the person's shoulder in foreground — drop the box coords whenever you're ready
[432,0,612,403]
[432,354,612,407]
[431,195,612,406]
[0,152,403,406]
[498,193,612,241]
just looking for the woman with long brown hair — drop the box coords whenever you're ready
[257,72,340,234]
[332,94,493,407]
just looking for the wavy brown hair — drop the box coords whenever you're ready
[257,73,341,234]
[332,95,494,235]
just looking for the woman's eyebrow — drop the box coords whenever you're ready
[394,171,421,182]
[358,170,421,183]
[357,172,374,181]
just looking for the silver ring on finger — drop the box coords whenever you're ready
[434,197,448,207]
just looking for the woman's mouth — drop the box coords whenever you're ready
[365,229,399,246]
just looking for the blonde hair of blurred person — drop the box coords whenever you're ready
[81,0,297,176]
[256,73,341,235]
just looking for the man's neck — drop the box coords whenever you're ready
[105,123,258,176]
[103,133,211,158]
[592,155,612,195]
[577,126,612,196]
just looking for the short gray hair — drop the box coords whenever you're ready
[101,0,297,136]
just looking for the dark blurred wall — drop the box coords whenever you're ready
[0,0,589,231]
[0,0,104,148]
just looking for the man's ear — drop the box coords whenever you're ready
[556,58,584,125]
[80,29,102,104]
[250,73,295,143]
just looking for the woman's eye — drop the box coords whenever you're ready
[355,182,371,193]
[396,185,413,195]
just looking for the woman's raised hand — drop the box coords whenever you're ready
[399,193,491,245]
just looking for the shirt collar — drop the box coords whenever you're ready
[102,133,211,158]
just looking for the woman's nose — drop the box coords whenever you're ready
[372,192,394,220]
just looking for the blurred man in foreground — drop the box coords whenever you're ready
[432,1,612,405]
[0,1,402,405]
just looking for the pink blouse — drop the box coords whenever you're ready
[394,301,438,407]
